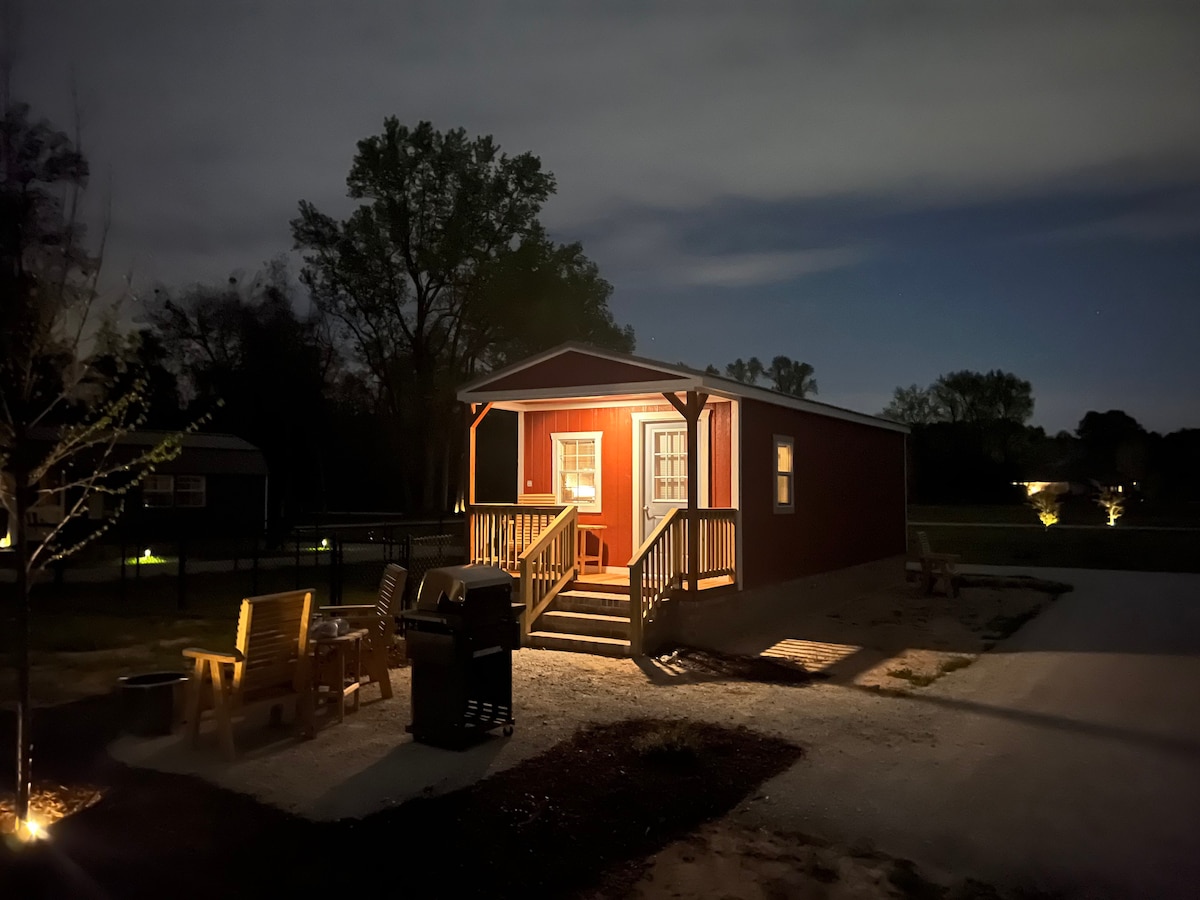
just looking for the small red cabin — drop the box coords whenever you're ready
[460,344,908,657]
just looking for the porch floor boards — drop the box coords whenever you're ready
[573,572,736,592]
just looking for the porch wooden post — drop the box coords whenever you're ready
[468,402,493,507]
[664,390,708,596]
[465,402,492,563]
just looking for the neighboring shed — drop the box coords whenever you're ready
[13,431,269,544]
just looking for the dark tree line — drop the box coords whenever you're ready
[879,374,1200,504]
[704,355,818,398]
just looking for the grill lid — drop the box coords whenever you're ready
[416,564,514,613]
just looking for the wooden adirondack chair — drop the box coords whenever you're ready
[917,531,961,597]
[318,564,407,700]
[182,588,314,759]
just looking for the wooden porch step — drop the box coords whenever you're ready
[526,631,632,658]
[538,609,630,641]
[554,589,631,616]
[568,579,631,597]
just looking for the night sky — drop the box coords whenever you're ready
[18,2,1200,433]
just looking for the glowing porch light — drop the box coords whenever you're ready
[320,538,329,549]
[0,531,10,549]
[143,548,152,559]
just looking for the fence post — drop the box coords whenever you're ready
[327,537,342,605]
[251,531,260,595]
[294,536,300,589]
[177,537,188,611]
[119,535,127,601]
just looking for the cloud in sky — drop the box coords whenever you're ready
[18,1,1200,282]
[12,1,1200,431]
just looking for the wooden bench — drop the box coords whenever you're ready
[317,564,407,700]
[182,588,315,759]
[917,531,960,597]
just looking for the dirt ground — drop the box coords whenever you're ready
[743,573,1068,691]
[2,568,1069,898]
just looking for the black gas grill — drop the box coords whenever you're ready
[401,564,521,747]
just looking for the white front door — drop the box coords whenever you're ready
[641,422,689,543]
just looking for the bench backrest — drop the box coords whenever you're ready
[232,589,314,697]
[917,531,933,556]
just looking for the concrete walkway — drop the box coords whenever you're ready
[733,566,1200,899]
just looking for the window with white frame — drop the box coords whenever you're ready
[175,475,207,508]
[773,436,794,513]
[552,431,602,513]
[143,474,175,508]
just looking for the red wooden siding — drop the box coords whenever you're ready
[523,401,732,565]
[740,398,906,588]
[477,351,687,392]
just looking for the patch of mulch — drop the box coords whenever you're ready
[655,646,820,684]
[0,699,801,900]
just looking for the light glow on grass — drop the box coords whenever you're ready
[126,554,169,565]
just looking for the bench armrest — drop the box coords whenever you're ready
[182,648,243,664]
[921,552,960,564]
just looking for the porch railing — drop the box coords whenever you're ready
[517,505,578,643]
[696,508,738,579]
[469,504,565,571]
[628,507,686,656]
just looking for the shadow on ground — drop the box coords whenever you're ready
[0,699,802,899]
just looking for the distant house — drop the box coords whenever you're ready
[14,431,268,545]
[459,343,908,656]
[121,432,269,538]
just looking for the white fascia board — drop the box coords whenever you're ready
[696,376,910,434]
[458,377,704,405]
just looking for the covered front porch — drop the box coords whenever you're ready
[466,499,738,656]
[460,347,745,656]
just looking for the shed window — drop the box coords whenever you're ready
[175,475,207,508]
[143,475,174,508]
[773,436,794,513]
[552,432,602,513]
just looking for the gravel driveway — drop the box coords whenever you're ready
[730,565,1200,899]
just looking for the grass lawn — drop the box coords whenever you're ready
[910,522,1200,573]
[912,501,1200,528]
[0,565,385,705]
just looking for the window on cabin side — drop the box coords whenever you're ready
[774,436,794,513]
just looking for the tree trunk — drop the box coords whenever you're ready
[14,465,32,823]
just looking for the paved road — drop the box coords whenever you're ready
[734,566,1200,899]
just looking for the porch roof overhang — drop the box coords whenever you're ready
[458,343,909,434]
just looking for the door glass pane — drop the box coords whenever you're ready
[652,429,687,501]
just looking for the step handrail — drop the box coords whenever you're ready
[517,505,579,643]
[627,507,686,655]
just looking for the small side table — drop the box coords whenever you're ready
[300,628,367,737]
[577,524,608,575]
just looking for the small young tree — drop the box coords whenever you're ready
[1,97,204,834]
[1096,486,1125,527]
[1027,489,1061,528]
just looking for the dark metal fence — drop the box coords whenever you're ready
[16,517,467,611]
